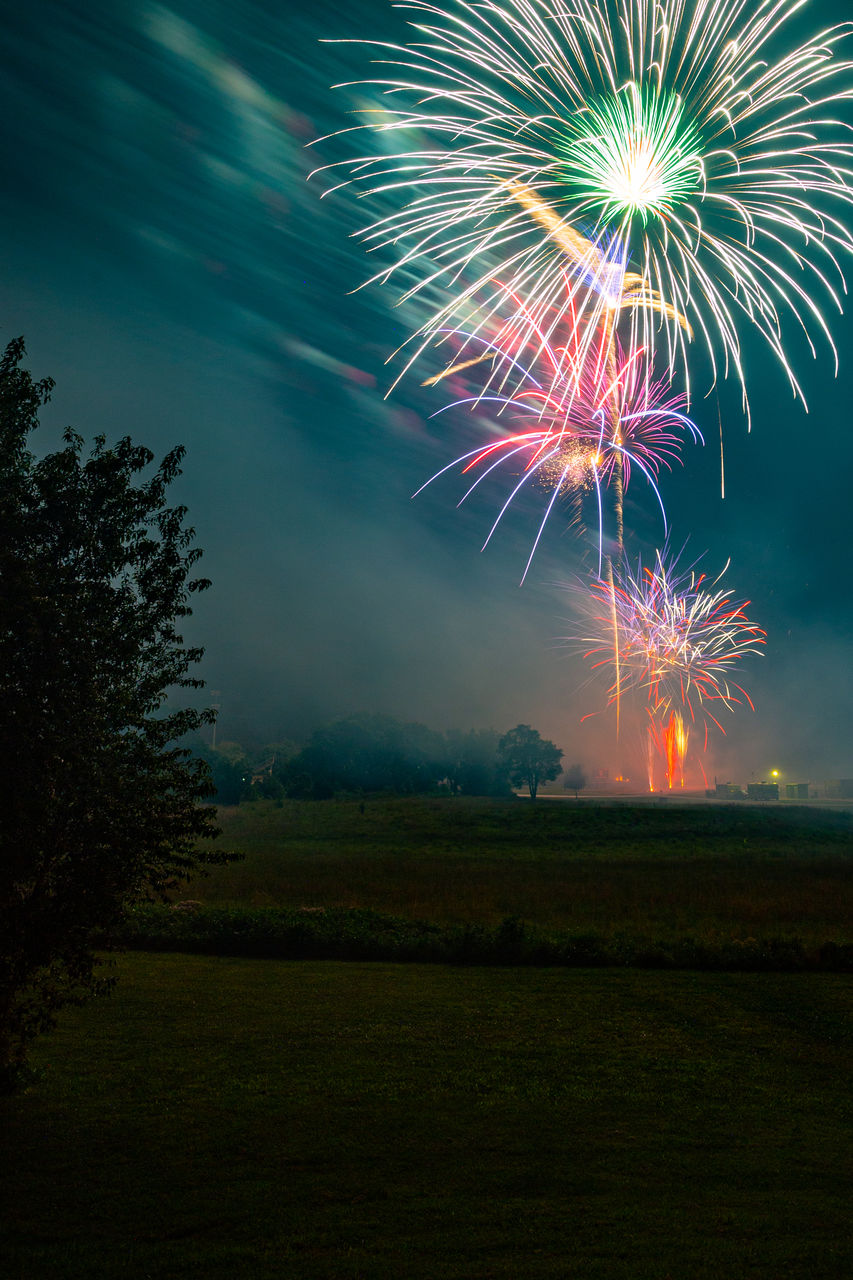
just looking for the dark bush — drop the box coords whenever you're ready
[105,906,851,973]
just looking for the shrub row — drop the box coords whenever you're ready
[108,905,853,972]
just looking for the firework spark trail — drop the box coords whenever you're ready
[414,279,702,578]
[643,723,656,791]
[318,0,796,767]
[317,0,853,416]
[577,548,766,745]
[606,556,622,739]
[647,708,689,790]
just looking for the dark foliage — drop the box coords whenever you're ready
[111,904,853,972]
[190,742,247,805]
[562,763,588,798]
[498,724,563,798]
[443,728,512,797]
[282,714,444,798]
[0,338,234,1086]
[186,738,298,804]
[192,718,540,802]
[277,717,517,800]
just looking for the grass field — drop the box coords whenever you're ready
[4,953,852,1279]
[6,801,853,1276]
[177,797,853,949]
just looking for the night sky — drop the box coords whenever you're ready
[2,0,852,782]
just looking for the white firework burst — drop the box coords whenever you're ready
[315,0,853,415]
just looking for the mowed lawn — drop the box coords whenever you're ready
[3,953,852,1279]
[182,797,853,947]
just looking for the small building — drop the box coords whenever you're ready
[825,779,853,799]
[714,782,744,799]
[785,782,809,800]
[747,782,779,801]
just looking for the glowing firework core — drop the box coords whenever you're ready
[538,440,600,495]
[562,86,703,226]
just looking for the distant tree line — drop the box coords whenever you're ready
[190,715,571,802]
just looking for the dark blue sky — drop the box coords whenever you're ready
[2,0,852,781]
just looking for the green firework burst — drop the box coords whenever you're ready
[560,84,704,227]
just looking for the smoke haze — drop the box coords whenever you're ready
[1,0,852,785]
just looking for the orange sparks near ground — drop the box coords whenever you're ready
[658,711,688,789]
